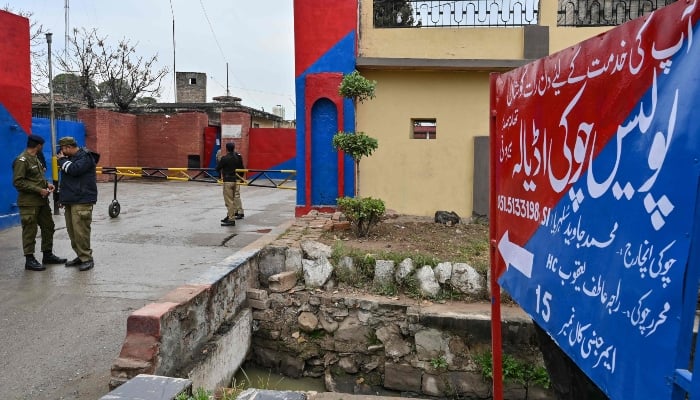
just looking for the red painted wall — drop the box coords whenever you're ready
[294,0,358,76]
[0,10,30,134]
[248,128,296,170]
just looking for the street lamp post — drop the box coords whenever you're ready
[46,32,60,215]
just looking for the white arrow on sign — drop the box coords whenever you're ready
[498,231,534,278]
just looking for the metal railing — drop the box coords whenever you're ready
[96,167,297,190]
[557,0,677,26]
[374,0,540,28]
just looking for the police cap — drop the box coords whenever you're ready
[27,134,45,147]
[58,136,78,147]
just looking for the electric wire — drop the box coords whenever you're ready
[198,0,228,64]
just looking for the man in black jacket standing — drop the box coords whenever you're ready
[57,136,98,271]
[215,142,245,226]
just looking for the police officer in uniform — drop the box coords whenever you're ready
[216,142,245,226]
[12,134,67,271]
[57,136,98,271]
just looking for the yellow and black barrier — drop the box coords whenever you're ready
[96,166,296,218]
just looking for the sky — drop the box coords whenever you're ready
[5,0,296,119]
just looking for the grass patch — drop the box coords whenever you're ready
[473,351,550,400]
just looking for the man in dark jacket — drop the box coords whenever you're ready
[57,136,98,271]
[12,134,67,271]
[215,142,245,226]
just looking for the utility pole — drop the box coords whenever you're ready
[46,32,60,214]
[170,0,177,102]
[64,0,69,95]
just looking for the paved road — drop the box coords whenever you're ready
[0,180,296,400]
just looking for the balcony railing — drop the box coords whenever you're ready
[557,0,677,26]
[374,0,540,28]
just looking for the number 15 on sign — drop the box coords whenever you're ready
[536,285,552,322]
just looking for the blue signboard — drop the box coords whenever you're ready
[491,2,700,399]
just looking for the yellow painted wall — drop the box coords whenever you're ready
[357,70,490,216]
[359,0,523,59]
[359,0,613,59]
[355,0,622,216]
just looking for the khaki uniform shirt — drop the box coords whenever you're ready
[13,150,50,206]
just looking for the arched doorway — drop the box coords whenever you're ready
[311,98,339,205]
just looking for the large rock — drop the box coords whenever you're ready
[451,263,484,296]
[374,260,395,287]
[415,265,440,297]
[257,246,287,285]
[300,240,332,260]
[285,247,303,273]
[395,258,415,282]
[297,311,318,332]
[376,324,411,359]
[384,363,422,393]
[434,262,453,284]
[302,256,333,288]
[333,316,370,352]
[415,328,444,360]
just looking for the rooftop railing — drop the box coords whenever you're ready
[373,0,540,28]
[557,0,677,26]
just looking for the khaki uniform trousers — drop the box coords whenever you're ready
[19,204,55,255]
[64,204,93,262]
[223,181,243,219]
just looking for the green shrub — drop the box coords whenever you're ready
[337,196,385,237]
[473,351,551,400]
[430,355,449,370]
[332,131,379,162]
[338,70,376,103]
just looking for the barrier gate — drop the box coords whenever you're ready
[96,167,296,218]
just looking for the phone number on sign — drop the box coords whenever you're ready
[497,195,549,224]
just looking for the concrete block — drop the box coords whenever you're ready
[116,333,159,364]
[188,309,252,391]
[238,389,306,400]
[126,302,178,336]
[100,374,191,400]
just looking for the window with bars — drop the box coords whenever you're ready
[412,118,437,139]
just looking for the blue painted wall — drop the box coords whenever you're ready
[0,117,85,230]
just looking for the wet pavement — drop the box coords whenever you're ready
[0,180,296,400]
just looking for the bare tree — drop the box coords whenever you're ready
[97,38,168,112]
[58,28,168,112]
[58,28,104,108]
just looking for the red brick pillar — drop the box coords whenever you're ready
[220,111,251,166]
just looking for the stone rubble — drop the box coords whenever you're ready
[249,211,553,399]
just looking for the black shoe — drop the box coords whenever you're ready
[42,252,68,264]
[25,256,45,271]
[221,216,230,223]
[221,220,236,226]
[235,213,244,220]
[65,257,82,267]
[78,259,94,271]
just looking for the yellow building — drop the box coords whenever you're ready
[352,0,665,217]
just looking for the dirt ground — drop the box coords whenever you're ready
[317,213,490,271]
